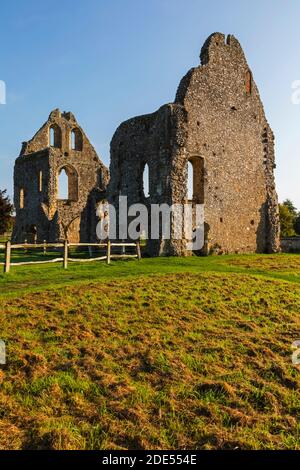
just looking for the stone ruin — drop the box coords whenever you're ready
[12,109,109,243]
[13,33,281,256]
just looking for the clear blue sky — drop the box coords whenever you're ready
[0,0,300,208]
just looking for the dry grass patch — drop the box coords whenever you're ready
[227,254,300,274]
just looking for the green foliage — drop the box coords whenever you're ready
[279,204,296,237]
[279,199,300,236]
[282,199,298,218]
[0,189,13,234]
[279,200,300,237]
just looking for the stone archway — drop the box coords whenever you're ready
[57,165,79,202]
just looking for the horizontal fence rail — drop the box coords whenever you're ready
[0,240,141,273]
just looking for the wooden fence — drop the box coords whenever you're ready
[0,240,141,273]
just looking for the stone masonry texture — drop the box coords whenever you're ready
[108,33,280,256]
[13,33,280,255]
[12,109,109,243]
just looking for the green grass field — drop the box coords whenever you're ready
[0,254,300,449]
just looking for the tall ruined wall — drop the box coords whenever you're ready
[109,104,188,255]
[13,109,109,243]
[109,32,280,256]
[174,33,280,253]
[13,149,52,242]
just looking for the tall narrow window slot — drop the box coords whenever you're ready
[50,127,55,146]
[49,124,62,148]
[70,128,83,151]
[187,161,194,200]
[143,163,150,198]
[187,157,205,204]
[20,189,24,209]
[246,70,252,96]
[71,130,76,150]
[38,171,43,193]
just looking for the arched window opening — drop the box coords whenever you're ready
[246,70,252,96]
[143,163,150,198]
[57,165,78,201]
[187,157,205,204]
[58,169,69,200]
[70,128,83,151]
[71,131,76,150]
[50,127,55,146]
[20,189,24,209]
[49,124,62,148]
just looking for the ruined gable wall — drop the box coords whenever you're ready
[109,104,189,255]
[109,33,281,255]
[13,109,109,243]
[174,33,280,253]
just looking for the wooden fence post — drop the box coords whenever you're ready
[106,240,111,265]
[4,241,11,274]
[43,240,47,255]
[24,239,27,253]
[63,239,68,269]
[136,241,141,261]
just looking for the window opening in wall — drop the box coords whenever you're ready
[143,163,150,198]
[246,70,252,96]
[20,189,24,209]
[38,171,43,192]
[57,166,78,201]
[49,124,62,148]
[187,156,205,204]
[71,129,83,151]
